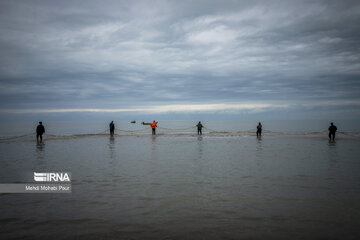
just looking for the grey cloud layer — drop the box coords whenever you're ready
[0,0,359,117]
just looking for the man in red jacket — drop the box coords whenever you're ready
[142,120,158,135]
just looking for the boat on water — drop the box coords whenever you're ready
[131,120,136,124]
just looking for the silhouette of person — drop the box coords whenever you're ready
[328,122,337,141]
[196,121,203,135]
[36,121,45,142]
[109,121,115,136]
[256,122,262,137]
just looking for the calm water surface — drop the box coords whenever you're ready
[0,121,360,239]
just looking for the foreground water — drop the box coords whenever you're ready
[1,121,360,239]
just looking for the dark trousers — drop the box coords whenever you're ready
[110,129,114,135]
[197,128,202,135]
[152,128,156,135]
[36,133,43,142]
[256,129,262,137]
[329,132,335,140]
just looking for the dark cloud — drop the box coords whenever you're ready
[0,0,359,119]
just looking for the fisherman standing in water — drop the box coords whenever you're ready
[109,121,115,136]
[142,120,158,135]
[151,121,157,135]
[36,121,45,142]
[196,121,203,135]
[328,122,337,141]
[256,122,262,137]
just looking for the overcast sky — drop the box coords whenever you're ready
[0,0,359,120]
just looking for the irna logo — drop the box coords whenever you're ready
[34,172,71,182]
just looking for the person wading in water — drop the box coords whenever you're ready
[36,121,45,142]
[109,121,115,136]
[196,121,203,135]
[256,122,262,137]
[142,120,158,135]
[328,122,337,141]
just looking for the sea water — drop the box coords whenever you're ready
[0,120,360,137]
[0,120,360,239]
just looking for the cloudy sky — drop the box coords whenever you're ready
[0,0,359,120]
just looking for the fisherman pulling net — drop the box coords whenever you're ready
[0,121,354,143]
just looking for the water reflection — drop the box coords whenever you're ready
[108,135,115,160]
[36,142,45,154]
[327,139,337,151]
[150,135,157,160]
[326,139,340,179]
[327,140,338,162]
[255,136,263,170]
[197,136,203,159]
[256,136,262,152]
[151,135,157,150]
[35,141,45,167]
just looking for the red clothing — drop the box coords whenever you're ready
[151,122,157,129]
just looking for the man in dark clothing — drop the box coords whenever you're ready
[36,122,45,142]
[109,121,115,136]
[256,122,262,137]
[328,122,337,141]
[197,121,203,135]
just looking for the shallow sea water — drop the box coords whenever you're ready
[1,121,360,239]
